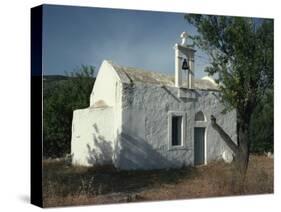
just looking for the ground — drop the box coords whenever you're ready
[43,155,273,207]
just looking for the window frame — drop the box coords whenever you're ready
[168,111,186,150]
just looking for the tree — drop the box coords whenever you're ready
[43,65,95,158]
[250,88,273,153]
[185,15,273,176]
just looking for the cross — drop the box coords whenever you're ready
[180,32,188,46]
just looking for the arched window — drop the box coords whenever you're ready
[195,111,206,121]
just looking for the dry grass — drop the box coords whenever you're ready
[43,155,273,207]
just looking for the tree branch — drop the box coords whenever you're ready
[210,115,239,155]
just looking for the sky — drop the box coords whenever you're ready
[43,4,211,78]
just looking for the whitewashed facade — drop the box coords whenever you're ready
[71,33,237,170]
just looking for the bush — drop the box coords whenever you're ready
[43,65,95,158]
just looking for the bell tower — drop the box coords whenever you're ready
[174,32,196,89]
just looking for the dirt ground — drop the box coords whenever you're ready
[43,155,273,207]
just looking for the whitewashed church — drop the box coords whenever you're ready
[71,32,237,170]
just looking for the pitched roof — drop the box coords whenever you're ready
[108,61,219,91]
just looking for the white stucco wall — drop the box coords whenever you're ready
[116,83,236,170]
[90,60,121,107]
[90,60,123,146]
[71,107,115,166]
[71,60,123,166]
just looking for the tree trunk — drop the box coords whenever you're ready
[234,121,250,180]
[230,124,249,193]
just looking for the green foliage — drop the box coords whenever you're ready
[185,15,273,152]
[250,89,273,153]
[43,65,95,158]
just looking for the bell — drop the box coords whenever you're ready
[182,58,189,70]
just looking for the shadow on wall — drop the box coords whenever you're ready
[117,132,183,170]
[162,86,200,103]
[162,86,180,103]
[86,124,186,169]
[87,123,113,165]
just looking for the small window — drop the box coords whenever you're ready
[168,111,186,150]
[172,116,183,146]
[195,111,206,121]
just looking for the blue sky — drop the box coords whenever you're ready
[43,4,211,78]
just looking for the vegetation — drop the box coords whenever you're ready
[43,155,273,207]
[250,88,273,153]
[43,65,95,158]
[185,15,273,175]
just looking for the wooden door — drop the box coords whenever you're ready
[194,127,205,165]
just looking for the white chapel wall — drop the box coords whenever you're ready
[116,83,236,170]
[71,107,115,166]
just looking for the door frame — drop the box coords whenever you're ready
[194,127,207,166]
